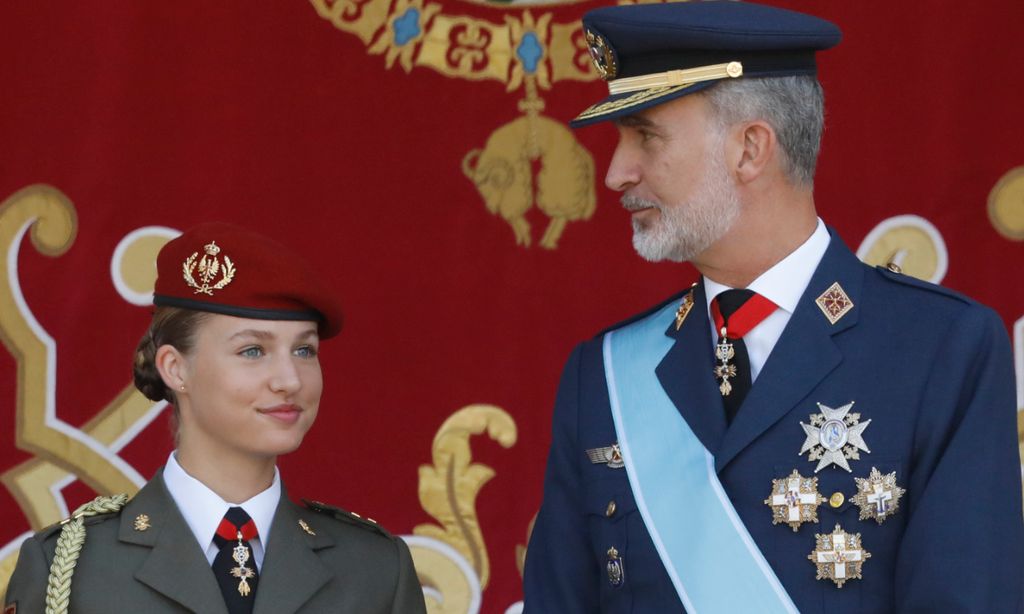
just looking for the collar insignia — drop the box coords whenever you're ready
[674,290,695,331]
[182,240,236,295]
[133,514,151,531]
[809,524,871,588]
[764,469,824,531]
[851,467,905,524]
[815,282,853,324]
[799,401,871,473]
[298,518,317,535]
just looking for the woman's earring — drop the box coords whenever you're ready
[179,384,186,392]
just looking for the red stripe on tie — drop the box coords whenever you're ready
[711,292,778,339]
[216,517,258,542]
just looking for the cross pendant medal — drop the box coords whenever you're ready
[714,327,736,396]
[230,531,256,596]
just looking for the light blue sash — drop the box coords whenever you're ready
[603,302,798,614]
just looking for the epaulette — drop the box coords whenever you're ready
[595,285,694,338]
[872,264,971,306]
[302,499,391,537]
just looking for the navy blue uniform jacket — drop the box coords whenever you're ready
[523,234,1024,613]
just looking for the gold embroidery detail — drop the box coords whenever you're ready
[133,514,150,531]
[298,519,316,535]
[182,240,236,295]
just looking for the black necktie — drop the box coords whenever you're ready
[211,506,259,614]
[714,289,755,424]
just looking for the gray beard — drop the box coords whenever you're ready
[624,151,741,263]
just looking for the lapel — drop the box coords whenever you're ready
[252,494,333,614]
[654,281,728,456]
[713,233,864,473]
[120,471,229,614]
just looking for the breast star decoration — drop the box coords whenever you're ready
[851,467,905,524]
[799,401,871,473]
[764,469,825,531]
[808,524,871,588]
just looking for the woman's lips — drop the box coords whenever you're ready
[259,404,302,424]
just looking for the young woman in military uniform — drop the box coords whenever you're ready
[4,222,426,614]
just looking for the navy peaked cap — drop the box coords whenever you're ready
[572,1,841,127]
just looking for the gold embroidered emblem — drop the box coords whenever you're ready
[815,282,853,324]
[675,291,694,331]
[764,469,824,532]
[182,240,236,295]
[809,524,871,588]
[298,519,316,535]
[585,30,617,80]
[851,467,905,524]
[230,531,256,597]
[133,514,150,531]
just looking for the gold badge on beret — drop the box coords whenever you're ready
[764,469,824,531]
[851,467,905,524]
[809,524,871,588]
[182,240,236,296]
[585,29,618,81]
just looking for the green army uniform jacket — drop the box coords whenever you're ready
[4,472,426,613]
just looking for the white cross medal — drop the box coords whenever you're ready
[808,524,871,588]
[851,467,905,524]
[764,469,824,531]
[799,401,871,472]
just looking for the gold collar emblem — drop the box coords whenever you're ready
[799,401,871,473]
[851,467,905,524]
[764,469,824,532]
[133,514,151,531]
[298,519,317,535]
[809,524,871,588]
[674,290,694,331]
[182,240,236,295]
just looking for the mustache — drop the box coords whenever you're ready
[621,194,661,212]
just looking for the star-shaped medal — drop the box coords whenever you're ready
[764,469,824,531]
[808,524,871,588]
[851,467,905,524]
[799,402,871,473]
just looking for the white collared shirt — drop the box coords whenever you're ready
[704,218,830,382]
[163,452,281,570]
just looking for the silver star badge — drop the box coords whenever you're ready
[799,402,871,473]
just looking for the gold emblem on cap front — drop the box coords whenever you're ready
[585,30,617,81]
[182,240,236,295]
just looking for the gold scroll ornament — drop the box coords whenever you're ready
[0,187,173,594]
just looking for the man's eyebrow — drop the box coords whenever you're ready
[616,114,655,129]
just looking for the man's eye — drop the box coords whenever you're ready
[239,346,263,359]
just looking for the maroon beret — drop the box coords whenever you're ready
[153,222,342,338]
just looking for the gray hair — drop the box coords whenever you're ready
[701,75,824,187]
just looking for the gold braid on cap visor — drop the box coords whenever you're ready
[607,61,743,95]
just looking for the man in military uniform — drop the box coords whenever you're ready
[523,2,1024,612]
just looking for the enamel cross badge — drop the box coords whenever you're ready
[851,467,905,524]
[764,469,824,531]
[809,524,871,588]
[230,532,257,596]
[799,402,871,472]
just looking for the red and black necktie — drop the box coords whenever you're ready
[211,506,259,614]
[711,289,777,423]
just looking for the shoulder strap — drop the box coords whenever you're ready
[45,494,129,614]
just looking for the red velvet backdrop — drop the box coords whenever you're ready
[2,1,1023,611]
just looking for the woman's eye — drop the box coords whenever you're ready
[294,345,318,358]
[239,346,263,359]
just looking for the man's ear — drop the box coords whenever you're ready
[155,344,189,392]
[733,120,777,184]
